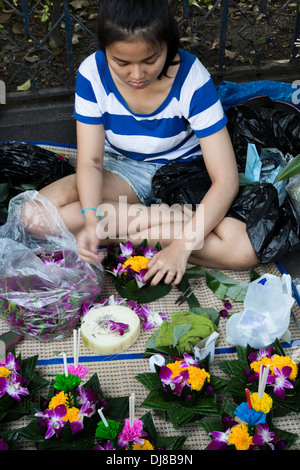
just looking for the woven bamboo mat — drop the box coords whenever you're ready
[0,143,300,450]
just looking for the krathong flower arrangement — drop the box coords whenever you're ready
[0,349,49,424]
[103,240,172,303]
[217,339,300,418]
[94,394,187,450]
[16,364,129,450]
[199,368,298,450]
[136,348,227,430]
[0,248,103,341]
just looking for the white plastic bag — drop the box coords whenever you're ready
[226,273,295,348]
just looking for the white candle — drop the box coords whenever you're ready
[77,328,81,366]
[129,393,135,427]
[73,329,81,368]
[60,352,68,376]
[98,408,109,427]
[258,364,270,398]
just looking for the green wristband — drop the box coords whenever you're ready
[81,207,103,220]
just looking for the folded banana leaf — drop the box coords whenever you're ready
[0,331,23,350]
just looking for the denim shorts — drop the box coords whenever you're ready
[103,152,163,206]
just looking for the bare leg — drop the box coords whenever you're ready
[97,200,259,270]
[30,172,258,270]
[124,216,259,271]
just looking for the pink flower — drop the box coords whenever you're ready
[118,418,146,449]
[67,364,89,379]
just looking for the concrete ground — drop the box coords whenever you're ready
[0,94,76,146]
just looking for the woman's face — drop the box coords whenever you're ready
[105,38,168,90]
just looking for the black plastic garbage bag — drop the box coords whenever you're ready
[152,156,211,210]
[226,96,300,172]
[227,184,300,263]
[151,96,300,264]
[0,141,75,187]
[0,142,75,223]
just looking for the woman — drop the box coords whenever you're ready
[38,0,259,287]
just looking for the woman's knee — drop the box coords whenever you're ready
[39,174,78,208]
[213,217,259,270]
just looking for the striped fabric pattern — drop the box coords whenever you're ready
[74,48,227,164]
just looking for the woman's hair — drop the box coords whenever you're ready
[97,0,180,77]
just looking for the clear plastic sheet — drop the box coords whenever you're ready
[0,191,104,341]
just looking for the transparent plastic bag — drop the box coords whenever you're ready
[0,191,104,341]
[226,273,295,348]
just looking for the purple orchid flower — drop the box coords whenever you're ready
[69,419,84,434]
[0,352,21,373]
[267,366,294,400]
[0,438,9,450]
[98,295,126,307]
[94,440,116,450]
[134,268,149,288]
[103,320,129,336]
[159,366,189,397]
[77,385,98,409]
[126,299,138,309]
[180,353,199,368]
[142,246,158,259]
[252,422,280,450]
[118,241,134,262]
[0,373,29,402]
[109,263,126,277]
[35,404,67,439]
[208,429,231,450]
[135,305,167,330]
[248,346,275,364]
[81,302,90,316]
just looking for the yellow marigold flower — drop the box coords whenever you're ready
[122,256,149,273]
[130,439,154,450]
[167,360,183,378]
[186,366,210,391]
[48,391,69,410]
[228,424,253,450]
[250,392,273,414]
[271,355,298,380]
[0,367,11,379]
[63,407,80,422]
[250,357,273,374]
[166,361,210,391]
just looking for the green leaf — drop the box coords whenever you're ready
[113,276,172,303]
[173,323,192,347]
[166,402,195,429]
[189,306,220,325]
[198,417,224,435]
[104,396,129,420]
[0,182,10,203]
[135,372,163,391]
[141,411,187,449]
[274,154,300,182]
[271,426,299,449]
[140,390,172,411]
[17,79,31,91]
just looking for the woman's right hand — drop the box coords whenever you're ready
[76,221,103,264]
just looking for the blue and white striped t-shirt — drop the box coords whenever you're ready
[74,48,227,164]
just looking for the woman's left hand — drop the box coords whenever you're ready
[142,239,191,286]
